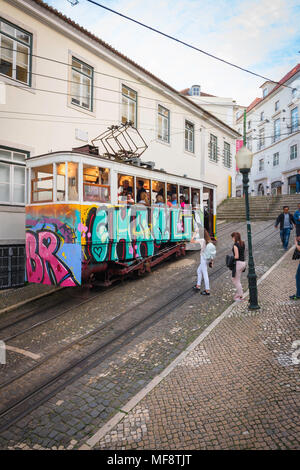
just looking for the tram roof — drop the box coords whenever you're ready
[26,150,217,188]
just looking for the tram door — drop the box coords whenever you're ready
[203,187,214,236]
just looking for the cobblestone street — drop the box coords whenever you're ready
[86,251,300,450]
[0,222,299,450]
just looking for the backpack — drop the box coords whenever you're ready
[203,242,216,260]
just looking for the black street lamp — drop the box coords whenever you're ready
[236,146,260,310]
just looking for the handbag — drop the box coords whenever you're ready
[226,254,235,270]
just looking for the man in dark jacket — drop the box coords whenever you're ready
[296,169,300,194]
[275,206,296,250]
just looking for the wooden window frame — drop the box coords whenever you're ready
[71,56,94,112]
[0,17,32,86]
[121,84,137,127]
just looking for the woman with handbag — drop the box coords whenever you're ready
[290,235,300,300]
[231,232,246,302]
[191,228,216,295]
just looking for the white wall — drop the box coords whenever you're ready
[0,0,238,243]
[235,71,300,196]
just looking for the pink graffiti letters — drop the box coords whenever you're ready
[26,230,77,286]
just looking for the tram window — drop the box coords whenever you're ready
[179,186,190,206]
[31,164,53,203]
[83,164,110,203]
[151,180,165,205]
[192,188,200,207]
[136,178,150,206]
[56,163,66,201]
[167,183,178,206]
[68,162,79,201]
[118,174,134,204]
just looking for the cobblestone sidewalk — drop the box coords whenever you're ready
[87,251,300,450]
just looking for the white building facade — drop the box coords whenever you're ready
[0,0,239,272]
[235,65,300,197]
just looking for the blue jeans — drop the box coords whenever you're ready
[296,263,300,297]
[296,180,300,194]
[280,228,291,249]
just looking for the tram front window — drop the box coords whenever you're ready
[83,165,110,203]
[151,180,165,205]
[68,162,78,201]
[31,164,53,203]
[56,163,66,201]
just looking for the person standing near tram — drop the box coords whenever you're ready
[191,228,216,295]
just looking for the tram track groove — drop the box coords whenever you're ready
[0,225,280,433]
[0,286,196,433]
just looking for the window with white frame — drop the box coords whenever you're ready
[273,152,279,166]
[71,57,93,111]
[290,144,297,160]
[247,137,252,151]
[248,120,251,129]
[209,134,218,162]
[0,18,32,85]
[292,88,297,99]
[274,118,280,142]
[291,107,298,133]
[260,111,264,121]
[263,89,268,98]
[157,105,170,143]
[0,147,27,204]
[185,121,194,153]
[190,85,200,96]
[259,158,264,171]
[275,100,280,112]
[259,128,265,149]
[122,84,137,126]
[223,142,231,168]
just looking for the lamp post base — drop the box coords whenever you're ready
[248,303,260,311]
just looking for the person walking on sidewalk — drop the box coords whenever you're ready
[275,206,296,250]
[192,229,216,295]
[231,232,246,302]
[293,203,300,237]
[290,235,300,300]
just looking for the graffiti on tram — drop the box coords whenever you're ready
[25,204,203,286]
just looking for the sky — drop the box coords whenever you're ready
[46,0,300,107]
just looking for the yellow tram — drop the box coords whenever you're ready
[25,142,206,287]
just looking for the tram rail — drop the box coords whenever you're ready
[0,221,274,341]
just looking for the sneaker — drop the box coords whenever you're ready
[201,290,210,295]
[193,286,201,291]
[289,294,300,300]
